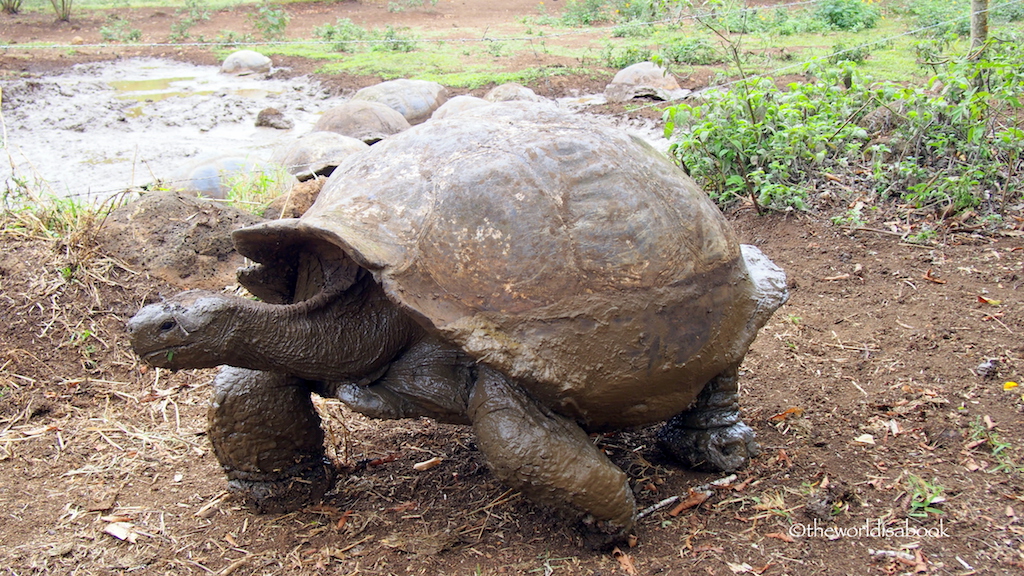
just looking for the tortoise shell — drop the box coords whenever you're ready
[234,102,785,428]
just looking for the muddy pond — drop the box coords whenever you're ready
[0,57,669,206]
[0,58,333,203]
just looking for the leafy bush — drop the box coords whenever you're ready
[664,64,872,211]
[660,37,725,65]
[601,45,653,68]
[100,14,142,42]
[247,1,289,40]
[872,43,1024,211]
[314,18,367,52]
[370,26,417,52]
[561,0,611,26]
[904,0,970,36]
[169,0,210,42]
[814,0,879,31]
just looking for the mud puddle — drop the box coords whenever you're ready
[0,58,333,203]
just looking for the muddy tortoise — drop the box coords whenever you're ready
[220,50,272,76]
[604,61,690,103]
[128,102,787,544]
[313,100,411,145]
[350,79,449,125]
[271,132,369,181]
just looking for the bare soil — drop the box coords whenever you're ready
[2,2,1024,576]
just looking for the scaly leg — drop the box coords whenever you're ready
[657,363,759,472]
[468,366,635,547]
[208,367,335,513]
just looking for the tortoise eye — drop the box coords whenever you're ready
[159,320,176,331]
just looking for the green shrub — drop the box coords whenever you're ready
[100,14,142,42]
[561,0,611,26]
[370,26,417,52]
[660,37,725,65]
[169,0,210,42]
[814,0,879,31]
[664,64,873,211]
[905,0,970,36]
[314,18,368,52]
[247,1,289,40]
[602,45,653,68]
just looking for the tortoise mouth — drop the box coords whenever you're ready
[140,347,179,368]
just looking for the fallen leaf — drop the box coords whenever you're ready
[977,295,1002,306]
[923,269,946,284]
[668,490,711,516]
[387,501,417,513]
[1004,381,1019,391]
[765,531,795,543]
[612,547,638,575]
[984,415,996,430]
[822,273,851,281]
[854,434,876,445]
[964,459,981,472]
[768,407,805,422]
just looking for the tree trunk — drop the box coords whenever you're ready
[970,0,988,51]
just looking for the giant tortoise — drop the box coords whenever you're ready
[127,102,787,544]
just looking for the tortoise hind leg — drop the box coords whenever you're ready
[208,367,335,513]
[468,366,635,548]
[658,363,759,472]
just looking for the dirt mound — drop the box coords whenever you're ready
[97,191,262,291]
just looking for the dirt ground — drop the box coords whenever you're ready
[2,2,1024,575]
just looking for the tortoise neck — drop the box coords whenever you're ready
[226,275,424,381]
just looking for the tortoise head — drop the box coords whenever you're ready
[127,290,239,370]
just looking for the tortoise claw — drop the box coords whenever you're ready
[227,459,337,514]
[658,420,759,472]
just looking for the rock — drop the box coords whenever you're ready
[263,177,326,220]
[97,191,263,290]
[256,108,294,130]
[221,50,272,76]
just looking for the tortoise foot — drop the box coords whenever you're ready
[658,419,759,472]
[227,459,337,514]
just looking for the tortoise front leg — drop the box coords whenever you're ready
[468,366,636,547]
[208,367,335,513]
[657,363,759,472]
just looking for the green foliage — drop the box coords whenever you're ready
[247,1,289,40]
[314,18,367,52]
[664,63,872,211]
[814,0,879,31]
[601,44,653,68]
[904,0,970,37]
[969,417,1024,473]
[387,0,438,12]
[99,14,142,42]
[371,26,417,53]
[312,20,416,53]
[560,0,611,26]
[660,37,724,65]
[906,474,945,518]
[828,41,874,64]
[873,42,1024,211]
[169,0,211,42]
